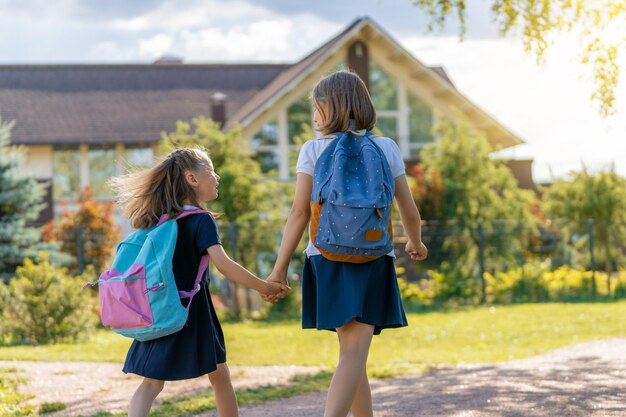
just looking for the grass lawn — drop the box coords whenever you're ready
[2,302,626,377]
[3,302,626,417]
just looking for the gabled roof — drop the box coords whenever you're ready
[225,18,366,130]
[2,64,287,145]
[229,16,522,149]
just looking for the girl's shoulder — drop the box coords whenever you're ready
[370,135,402,157]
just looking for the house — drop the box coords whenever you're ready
[1,16,531,224]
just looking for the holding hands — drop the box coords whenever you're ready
[262,270,290,303]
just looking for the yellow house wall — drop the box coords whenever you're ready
[22,145,53,179]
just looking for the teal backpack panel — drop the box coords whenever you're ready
[84,210,209,342]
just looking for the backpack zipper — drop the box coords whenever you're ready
[145,282,166,293]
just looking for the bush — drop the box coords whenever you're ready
[400,260,626,306]
[46,187,120,275]
[0,253,97,345]
[484,262,626,303]
[397,266,439,308]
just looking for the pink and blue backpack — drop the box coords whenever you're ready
[83,209,209,341]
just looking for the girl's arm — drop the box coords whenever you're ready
[394,174,428,260]
[207,244,289,296]
[268,173,313,284]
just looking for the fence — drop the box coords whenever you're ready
[70,216,625,308]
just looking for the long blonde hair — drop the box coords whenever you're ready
[110,147,212,229]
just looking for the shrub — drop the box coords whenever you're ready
[1,253,97,345]
[397,266,436,308]
[46,187,120,275]
[484,262,626,303]
[401,260,626,306]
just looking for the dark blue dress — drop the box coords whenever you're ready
[301,254,408,335]
[123,213,226,381]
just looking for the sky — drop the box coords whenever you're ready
[1,0,625,183]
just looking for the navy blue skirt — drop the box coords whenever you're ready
[302,255,408,335]
[122,279,226,381]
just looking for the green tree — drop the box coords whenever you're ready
[411,0,625,116]
[543,168,626,295]
[160,117,288,316]
[419,111,537,302]
[0,116,45,278]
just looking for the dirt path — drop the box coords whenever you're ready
[1,361,320,417]
[4,338,626,417]
[228,338,626,417]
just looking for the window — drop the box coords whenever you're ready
[251,120,280,174]
[408,93,434,144]
[52,148,81,200]
[287,94,312,145]
[254,149,280,176]
[88,147,117,198]
[369,60,397,110]
[251,121,279,147]
[375,117,398,141]
[124,146,153,172]
[335,62,347,72]
[287,94,314,177]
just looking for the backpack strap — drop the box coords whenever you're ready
[178,253,209,312]
[157,208,211,311]
[156,208,208,226]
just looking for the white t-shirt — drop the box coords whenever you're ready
[296,132,406,258]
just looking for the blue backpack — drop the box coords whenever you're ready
[310,130,395,263]
[83,209,209,341]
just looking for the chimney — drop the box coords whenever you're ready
[348,41,369,90]
[210,92,227,128]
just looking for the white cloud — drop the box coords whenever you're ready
[138,34,174,59]
[177,14,338,61]
[109,0,274,33]
[87,41,136,61]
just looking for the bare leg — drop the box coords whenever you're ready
[324,319,374,417]
[208,363,239,417]
[336,330,374,417]
[350,366,373,417]
[128,378,164,417]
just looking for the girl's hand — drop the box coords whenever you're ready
[261,281,291,304]
[262,271,290,303]
[406,240,428,261]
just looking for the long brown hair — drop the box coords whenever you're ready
[110,147,212,229]
[312,70,376,134]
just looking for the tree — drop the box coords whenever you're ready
[0,116,45,277]
[411,0,625,116]
[44,186,120,276]
[160,117,288,316]
[542,168,626,295]
[419,110,537,302]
